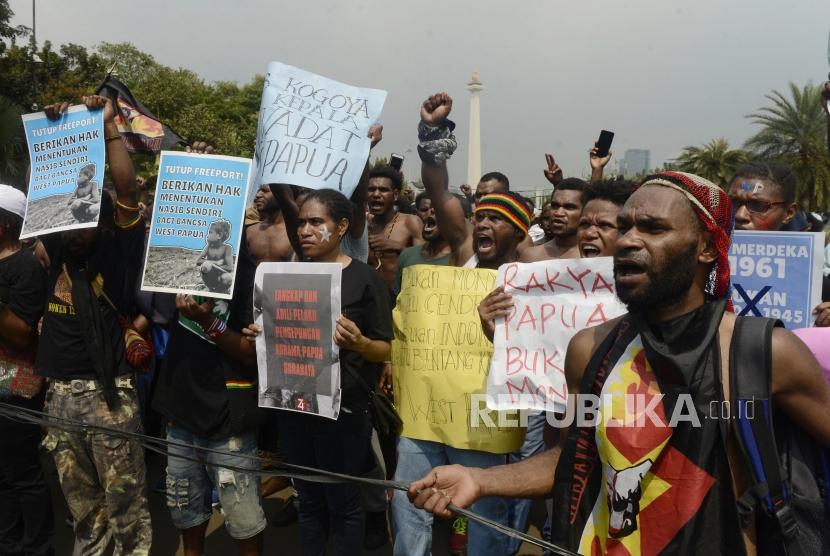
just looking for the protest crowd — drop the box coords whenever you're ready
[2,47,830,556]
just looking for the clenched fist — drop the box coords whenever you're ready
[420,92,453,126]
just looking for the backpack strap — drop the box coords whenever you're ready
[728,316,797,539]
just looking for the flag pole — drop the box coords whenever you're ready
[95,62,118,94]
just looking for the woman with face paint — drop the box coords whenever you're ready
[251,188,393,555]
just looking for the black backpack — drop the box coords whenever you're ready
[728,316,830,555]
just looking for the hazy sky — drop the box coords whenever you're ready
[10,0,830,194]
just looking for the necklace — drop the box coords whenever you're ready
[373,212,400,270]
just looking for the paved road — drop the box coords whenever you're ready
[47,451,546,555]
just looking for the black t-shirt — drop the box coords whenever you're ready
[35,223,145,379]
[0,248,46,331]
[0,248,47,412]
[340,260,393,410]
[153,241,262,440]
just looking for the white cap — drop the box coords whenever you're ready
[0,184,26,219]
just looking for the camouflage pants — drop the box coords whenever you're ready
[42,381,152,556]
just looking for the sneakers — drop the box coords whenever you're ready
[363,510,389,550]
[448,516,468,555]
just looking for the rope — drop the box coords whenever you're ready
[0,401,579,555]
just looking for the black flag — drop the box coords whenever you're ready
[96,75,185,153]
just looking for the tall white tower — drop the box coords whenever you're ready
[466,70,484,187]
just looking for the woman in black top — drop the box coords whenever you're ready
[254,188,392,555]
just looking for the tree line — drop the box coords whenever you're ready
[0,0,826,208]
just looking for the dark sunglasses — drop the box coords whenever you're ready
[730,198,786,215]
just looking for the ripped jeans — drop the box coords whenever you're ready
[165,427,266,540]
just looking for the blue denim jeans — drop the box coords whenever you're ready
[507,411,550,555]
[391,436,509,556]
[165,427,266,540]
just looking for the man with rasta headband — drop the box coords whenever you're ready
[409,172,830,554]
[390,92,532,556]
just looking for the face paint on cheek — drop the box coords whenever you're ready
[316,226,332,243]
[753,214,776,230]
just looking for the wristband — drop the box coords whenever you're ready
[105,134,121,142]
[204,317,228,340]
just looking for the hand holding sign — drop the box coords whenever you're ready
[369,124,383,149]
[334,316,368,352]
[82,95,116,124]
[43,102,71,121]
[420,93,453,126]
[175,294,215,328]
[241,323,261,344]
[478,286,514,342]
[186,141,215,155]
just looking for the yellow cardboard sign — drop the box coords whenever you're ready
[392,265,526,453]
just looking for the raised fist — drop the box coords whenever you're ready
[420,92,453,126]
